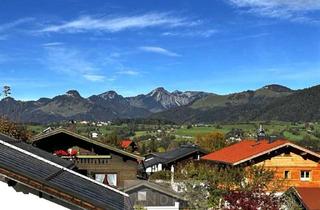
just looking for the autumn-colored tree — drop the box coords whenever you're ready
[175,162,284,209]
[0,118,31,141]
[223,188,281,210]
[222,166,283,210]
[195,131,226,152]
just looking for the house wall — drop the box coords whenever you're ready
[77,153,139,187]
[254,152,320,188]
[144,202,179,210]
[33,133,140,188]
[146,164,163,173]
[127,186,181,208]
[146,152,201,174]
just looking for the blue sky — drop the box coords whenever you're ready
[0,0,320,100]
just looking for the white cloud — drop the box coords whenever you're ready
[0,17,35,40]
[162,29,218,38]
[139,46,180,57]
[228,0,320,21]
[40,13,198,33]
[44,47,106,82]
[0,17,35,32]
[229,32,270,41]
[83,74,105,82]
[117,70,140,75]
[42,42,64,47]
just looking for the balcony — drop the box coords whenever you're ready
[61,155,111,165]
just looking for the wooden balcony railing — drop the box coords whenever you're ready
[61,155,111,165]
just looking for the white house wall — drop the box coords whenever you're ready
[0,181,68,210]
[145,202,179,210]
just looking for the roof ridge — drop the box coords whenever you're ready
[202,139,317,166]
[32,128,144,160]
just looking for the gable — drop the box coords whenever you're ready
[126,186,181,201]
[255,152,319,168]
[239,144,320,167]
[32,129,143,161]
[202,139,320,166]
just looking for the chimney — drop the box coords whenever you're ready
[257,124,266,141]
[268,135,277,144]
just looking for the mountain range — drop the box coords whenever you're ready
[0,84,319,124]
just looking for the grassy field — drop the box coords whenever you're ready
[26,121,320,143]
[175,126,228,137]
[174,122,320,141]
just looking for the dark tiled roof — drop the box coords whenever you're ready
[144,144,206,168]
[32,128,144,161]
[0,133,133,210]
[123,180,185,200]
[0,133,74,168]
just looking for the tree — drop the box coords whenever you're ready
[2,85,11,98]
[223,188,281,210]
[140,142,147,155]
[103,131,120,147]
[222,166,283,210]
[0,118,30,141]
[175,162,284,209]
[196,131,226,152]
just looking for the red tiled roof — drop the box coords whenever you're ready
[201,139,289,165]
[294,187,320,210]
[120,140,132,149]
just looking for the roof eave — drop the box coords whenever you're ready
[32,129,144,161]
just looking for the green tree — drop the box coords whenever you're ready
[3,85,11,98]
[104,131,120,147]
[196,131,226,152]
[140,142,147,155]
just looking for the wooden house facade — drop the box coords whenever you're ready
[202,139,320,190]
[0,132,132,210]
[31,129,144,188]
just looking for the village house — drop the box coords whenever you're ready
[31,128,144,188]
[285,186,320,210]
[123,180,187,210]
[0,132,132,210]
[142,144,207,176]
[202,137,320,189]
[120,139,138,153]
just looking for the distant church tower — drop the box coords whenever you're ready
[257,124,266,141]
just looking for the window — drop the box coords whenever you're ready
[94,173,117,186]
[138,191,147,201]
[284,171,290,179]
[95,174,106,183]
[106,173,117,187]
[300,171,311,181]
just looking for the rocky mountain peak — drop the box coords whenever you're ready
[172,90,183,95]
[66,90,81,98]
[99,90,120,100]
[148,87,170,97]
[262,84,292,92]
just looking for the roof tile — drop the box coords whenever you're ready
[201,139,289,165]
